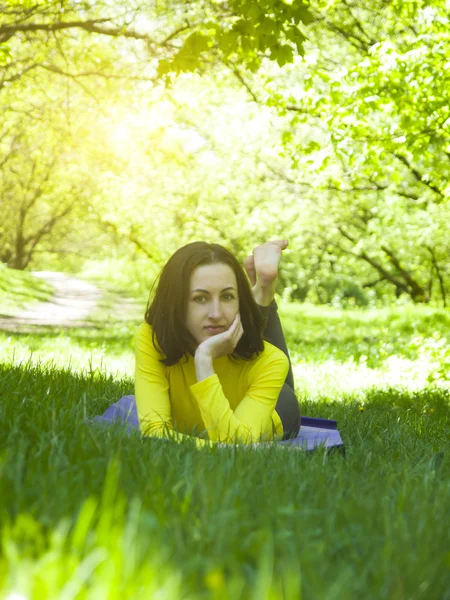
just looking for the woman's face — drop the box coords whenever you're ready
[186,263,240,347]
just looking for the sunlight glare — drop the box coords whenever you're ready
[105,103,174,154]
[110,122,133,148]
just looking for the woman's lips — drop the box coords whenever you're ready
[205,326,225,333]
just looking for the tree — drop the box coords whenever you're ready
[81,73,301,268]
[0,0,314,274]
[2,0,449,310]
[0,111,96,269]
[0,0,312,92]
[250,0,450,305]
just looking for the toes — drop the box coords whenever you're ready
[247,240,287,288]
[268,239,288,249]
[253,244,282,264]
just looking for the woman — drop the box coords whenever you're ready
[133,239,300,448]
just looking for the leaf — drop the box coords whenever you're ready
[247,4,261,23]
[304,141,322,154]
[0,43,12,66]
[232,18,253,36]
[169,32,211,73]
[281,130,293,145]
[293,30,307,56]
[270,44,294,67]
[156,59,172,77]
[291,3,314,26]
[181,32,210,56]
[255,16,276,36]
[218,30,240,55]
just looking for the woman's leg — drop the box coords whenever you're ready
[245,239,300,438]
[258,301,294,390]
[258,301,300,439]
[275,384,301,440]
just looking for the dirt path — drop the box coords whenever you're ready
[0,272,103,332]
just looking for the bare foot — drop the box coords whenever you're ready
[244,240,288,306]
[243,255,257,287]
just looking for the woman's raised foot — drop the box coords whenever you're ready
[244,240,288,306]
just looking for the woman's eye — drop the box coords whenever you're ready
[193,294,235,303]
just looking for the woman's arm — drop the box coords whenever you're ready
[191,313,288,444]
[194,352,215,381]
[190,344,289,444]
[135,323,213,448]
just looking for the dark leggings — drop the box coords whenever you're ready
[259,301,300,439]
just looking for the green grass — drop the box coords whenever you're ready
[0,264,54,315]
[1,300,450,599]
[281,303,450,399]
[2,301,450,394]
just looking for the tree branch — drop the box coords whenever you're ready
[285,105,310,114]
[0,133,21,169]
[311,15,372,53]
[393,152,444,200]
[426,245,447,308]
[226,61,259,103]
[362,277,387,288]
[380,244,428,301]
[39,63,159,81]
[0,17,192,51]
[337,226,411,295]
[341,0,376,46]
[0,63,41,90]
[24,202,74,267]
[0,18,113,43]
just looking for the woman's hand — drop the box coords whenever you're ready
[195,313,244,361]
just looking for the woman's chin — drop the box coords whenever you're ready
[204,330,224,337]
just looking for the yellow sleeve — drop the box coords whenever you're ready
[134,323,212,449]
[190,346,289,444]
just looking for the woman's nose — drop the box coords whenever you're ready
[208,300,222,318]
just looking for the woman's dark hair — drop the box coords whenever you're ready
[145,241,266,366]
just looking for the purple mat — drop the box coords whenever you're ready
[88,395,345,454]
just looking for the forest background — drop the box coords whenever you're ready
[1,0,449,309]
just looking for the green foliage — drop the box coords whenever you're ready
[262,0,450,305]
[80,257,161,300]
[0,43,11,65]
[1,0,312,86]
[409,333,450,386]
[158,32,211,76]
[308,277,369,308]
[0,102,101,269]
[1,0,450,309]
[157,0,311,75]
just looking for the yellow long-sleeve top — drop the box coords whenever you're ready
[135,322,289,448]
